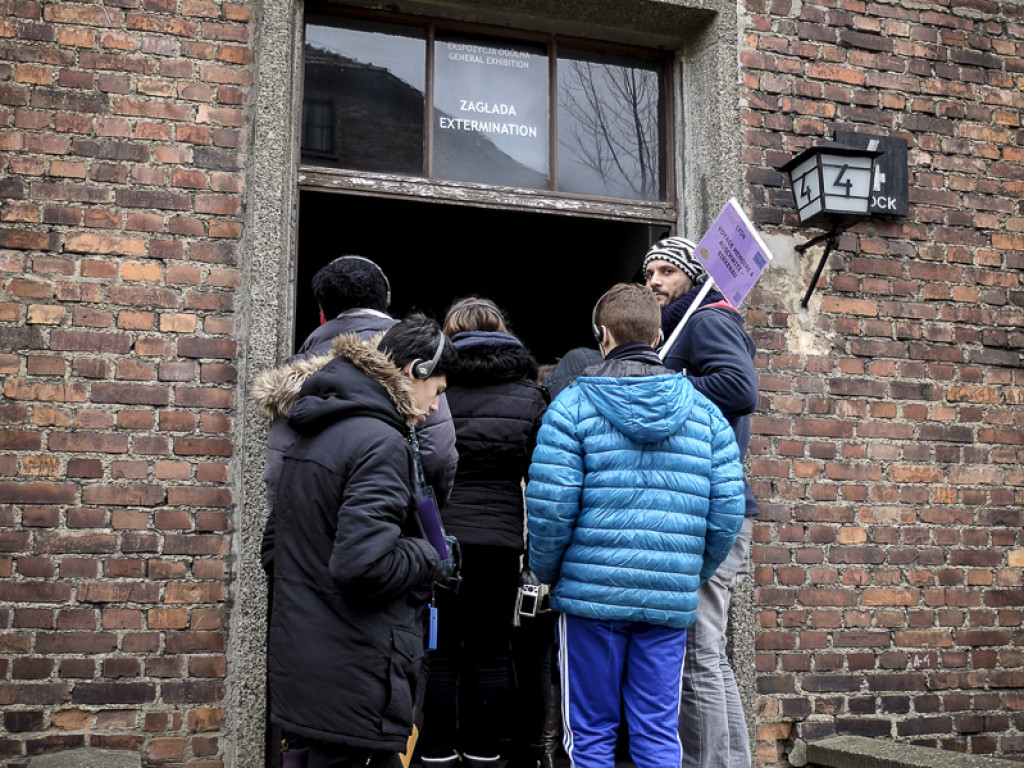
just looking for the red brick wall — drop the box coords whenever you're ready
[742,0,1024,764]
[0,0,252,761]
[2,0,1023,765]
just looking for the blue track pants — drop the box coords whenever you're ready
[557,613,687,768]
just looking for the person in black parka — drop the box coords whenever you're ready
[253,316,455,768]
[418,298,549,768]
[260,255,459,578]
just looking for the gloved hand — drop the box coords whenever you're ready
[520,565,541,588]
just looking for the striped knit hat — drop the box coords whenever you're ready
[641,236,705,284]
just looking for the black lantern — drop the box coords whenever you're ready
[780,142,884,307]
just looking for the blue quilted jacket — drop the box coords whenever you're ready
[526,356,745,630]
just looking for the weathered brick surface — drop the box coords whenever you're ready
[0,0,251,760]
[744,0,1024,764]
[2,0,1023,764]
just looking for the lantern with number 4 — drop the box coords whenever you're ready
[780,142,882,227]
[779,141,884,307]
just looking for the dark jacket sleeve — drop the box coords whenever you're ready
[327,435,441,603]
[416,393,458,507]
[260,415,300,574]
[663,308,758,419]
[525,386,550,475]
[544,347,602,398]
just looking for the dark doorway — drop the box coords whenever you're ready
[295,190,669,364]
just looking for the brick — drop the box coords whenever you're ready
[4,364,47,392]
[71,359,110,379]
[0,581,72,603]
[159,412,196,431]
[81,486,165,507]
[49,330,131,354]
[48,433,129,453]
[66,459,102,479]
[110,460,149,479]
[862,589,919,607]
[159,313,197,333]
[0,227,59,251]
[177,338,237,359]
[114,188,191,210]
[151,240,185,261]
[20,455,59,475]
[0,482,75,505]
[158,362,195,381]
[166,487,231,507]
[126,212,164,232]
[117,311,155,331]
[133,436,170,455]
[72,683,156,706]
[71,307,113,328]
[81,258,119,279]
[113,360,154,382]
[107,285,178,309]
[1,430,43,450]
[90,383,169,406]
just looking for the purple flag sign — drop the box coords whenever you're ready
[695,198,774,308]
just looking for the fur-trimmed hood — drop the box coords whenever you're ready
[251,333,422,427]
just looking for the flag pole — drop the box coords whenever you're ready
[658,278,716,361]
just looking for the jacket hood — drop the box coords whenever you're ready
[576,373,693,444]
[295,308,395,358]
[448,331,538,385]
[251,333,422,427]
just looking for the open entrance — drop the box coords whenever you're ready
[296,190,669,364]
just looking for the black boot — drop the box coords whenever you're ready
[540,681,561,768]
[540,738,557,768]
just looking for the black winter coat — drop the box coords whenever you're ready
[443,331,549,549]
[256,308,458,573]
[263,335,440,751]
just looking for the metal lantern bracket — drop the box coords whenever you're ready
[797,224,844,309]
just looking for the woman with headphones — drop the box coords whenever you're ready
[418,298,549,768]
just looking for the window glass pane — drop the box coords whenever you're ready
[433,34,549,189]
[557,49,664,201]
[303,20,426,175]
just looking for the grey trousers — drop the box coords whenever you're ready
[680,517,754,768]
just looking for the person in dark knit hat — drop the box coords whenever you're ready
[257,257,459,766]
[642,236,759,768]
[260,255,458,574]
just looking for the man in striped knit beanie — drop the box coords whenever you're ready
[643,235,760,768]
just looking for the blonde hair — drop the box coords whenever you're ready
[443,297,509,335]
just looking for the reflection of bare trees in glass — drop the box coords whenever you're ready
[559,59,660,199]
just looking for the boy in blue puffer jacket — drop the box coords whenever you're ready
[526,283,745,768]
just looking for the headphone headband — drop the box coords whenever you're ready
[591,289,611,345]
[444,299,503,326]
[327,255,392,307]
[413,330,447,380]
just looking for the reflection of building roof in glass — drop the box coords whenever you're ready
[304,46,386,74]
[303,45,425,174]
[302,45,547,189]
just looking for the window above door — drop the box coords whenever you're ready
[300,9,677,222]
